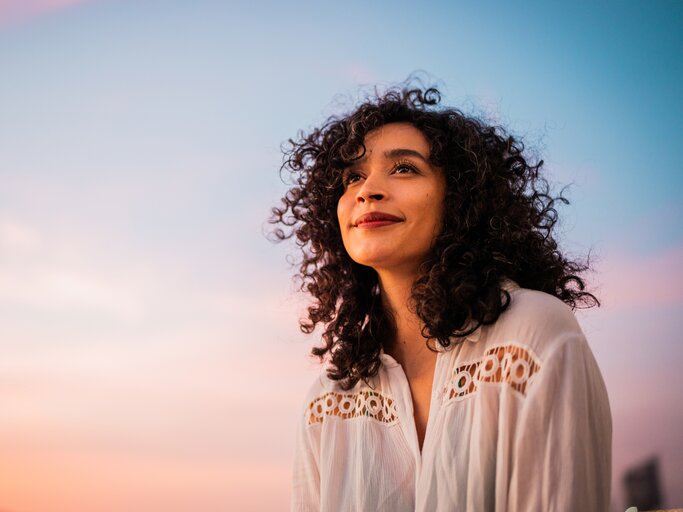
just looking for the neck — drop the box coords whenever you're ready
[377,269,436,378]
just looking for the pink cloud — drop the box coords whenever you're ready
[596,242,683,309]
[0,0,93,28]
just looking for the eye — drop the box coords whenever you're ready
[393,161,418,175]
[343,171,363,186]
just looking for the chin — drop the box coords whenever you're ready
[350,250,409,271]
[351,254,392,269]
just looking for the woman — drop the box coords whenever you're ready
[271,85,612,511]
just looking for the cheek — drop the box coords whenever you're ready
[336,197,351,242]
[336,199,345,228]
[337,192,354,225]
[422,188,447,234]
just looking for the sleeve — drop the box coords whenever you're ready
[506,333,612,512]
[291,385,322,512]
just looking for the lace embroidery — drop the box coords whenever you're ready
[306,390,398,425]
[444,343,541,401]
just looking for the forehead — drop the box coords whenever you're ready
[362,122,430,156]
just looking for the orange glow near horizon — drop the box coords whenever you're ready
[0,449,290,512]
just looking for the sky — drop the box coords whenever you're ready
[0,1,681,510]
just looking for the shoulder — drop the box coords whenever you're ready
[472,284,608,406]
[487,284,584,360]
[502,286,581,332]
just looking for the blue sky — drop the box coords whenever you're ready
[0,1,681,510]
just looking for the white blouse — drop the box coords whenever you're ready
[291,279,612,511]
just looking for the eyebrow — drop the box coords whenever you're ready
[350,148,430,166]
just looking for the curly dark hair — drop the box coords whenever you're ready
[270,84,599,391]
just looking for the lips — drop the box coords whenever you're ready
[354,211,403,227]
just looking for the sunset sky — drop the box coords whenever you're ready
[0,1,682,511]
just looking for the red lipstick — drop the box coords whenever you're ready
[354,212,403,228]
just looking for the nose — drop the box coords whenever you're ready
[355,173,386,203]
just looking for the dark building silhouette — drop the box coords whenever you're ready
[623,456,662,510]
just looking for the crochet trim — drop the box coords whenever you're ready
[306,390,398,425]
[444,342,542,401]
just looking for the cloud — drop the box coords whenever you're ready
[0,217,41,251]
[595,242,683,309]
[0,0,93,28]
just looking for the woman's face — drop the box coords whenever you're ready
[336,122,447,274]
